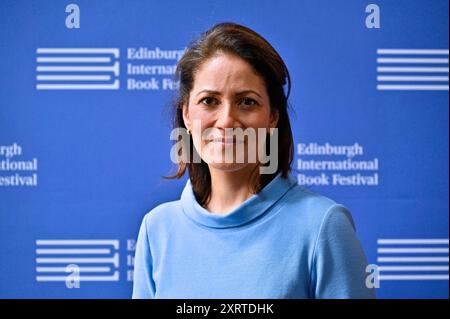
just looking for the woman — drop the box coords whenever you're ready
[133,22,375,299]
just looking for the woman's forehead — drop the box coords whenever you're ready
[192,54,266,94]
[196,53,259,76]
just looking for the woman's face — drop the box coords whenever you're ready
[182,52,278,173]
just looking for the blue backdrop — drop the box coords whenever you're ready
[0,0,448,298]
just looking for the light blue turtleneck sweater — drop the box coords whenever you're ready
[132,173,375,299]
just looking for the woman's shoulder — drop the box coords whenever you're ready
[139,199,183,232]
[281,181,356,234]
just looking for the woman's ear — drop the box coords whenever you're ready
[181,101,191,130]
[269,108,279,129]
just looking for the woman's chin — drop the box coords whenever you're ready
[206,161,250,172]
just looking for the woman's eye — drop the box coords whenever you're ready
[200,97,217,106]
[240,97,257,106]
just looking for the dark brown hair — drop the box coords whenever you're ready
[166,22,294,207]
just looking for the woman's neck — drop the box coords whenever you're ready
[205,165,257,214]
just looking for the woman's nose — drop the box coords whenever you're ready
[215,102,239,128]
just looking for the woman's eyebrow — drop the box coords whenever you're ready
[196,89,262,98]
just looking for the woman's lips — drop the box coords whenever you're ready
[210,138,245,144]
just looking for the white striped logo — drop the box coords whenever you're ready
[376,238,449,281]
[376,49,449,91]
[36,48,120,90]
[35,239,120,282]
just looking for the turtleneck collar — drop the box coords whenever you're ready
[180,172,298,229]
